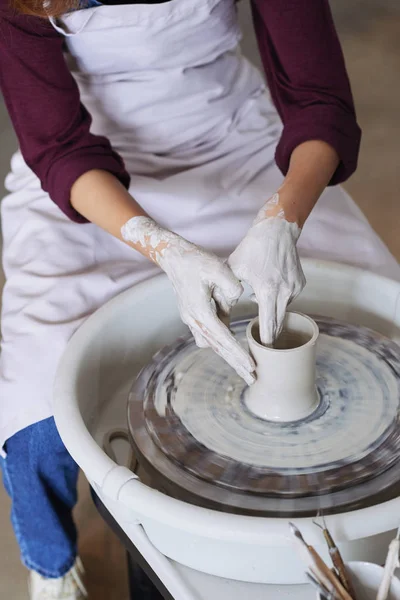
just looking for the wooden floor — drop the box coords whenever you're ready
[0,1,399,598]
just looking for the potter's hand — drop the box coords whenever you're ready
[228,193,305,346]
[121,216,255,385]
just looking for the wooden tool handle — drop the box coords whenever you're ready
[309,546,354,600]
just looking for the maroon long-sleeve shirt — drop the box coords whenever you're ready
[0,0,361,223]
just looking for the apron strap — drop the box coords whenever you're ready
[49,7,100,37]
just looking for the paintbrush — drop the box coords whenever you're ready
[289,523,354,600]
[313,513,357,600]
[376,527,400,600]
[306,571,341,600]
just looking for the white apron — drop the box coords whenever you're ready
[1,0,399,451]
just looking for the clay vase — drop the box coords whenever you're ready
[245,312,319,422]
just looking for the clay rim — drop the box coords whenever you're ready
[247,312,319,353]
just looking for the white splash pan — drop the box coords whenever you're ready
[54,259,400,585]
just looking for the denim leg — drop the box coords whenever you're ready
[0,417,79,578]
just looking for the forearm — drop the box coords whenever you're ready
[275,140,340,228]
[71,169,153,256]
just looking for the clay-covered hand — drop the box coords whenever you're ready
[228,194,305,346]
[121,216,255,385]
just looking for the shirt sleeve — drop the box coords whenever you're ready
[0,5,130,223]
[250,0,361,184]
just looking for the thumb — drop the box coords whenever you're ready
[213,266,243,315]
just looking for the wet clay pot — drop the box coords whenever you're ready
[245,312,320,422]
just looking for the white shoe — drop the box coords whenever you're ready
[29,558,88,599]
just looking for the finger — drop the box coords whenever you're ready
[217,307,231,331]
[213,266,243,311]
[205,323,255,373]
[275,288,291,340]
[213,288,236,333]
[290,272,306,303]
[191,327,209,349]
[195,313,256,382]
[213,340,255,386]
[257,288,279,347]
[236,365,256,386]
[249,293,258,304]
[213,269,243,330]
[193,322,255,385]
[194,309,255,370]
[213,287,232,319]
[206,328,255,377]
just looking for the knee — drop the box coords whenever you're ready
[5,417,65,464]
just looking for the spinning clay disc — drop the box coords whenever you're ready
[128,317,400,517]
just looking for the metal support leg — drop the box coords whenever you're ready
[127,551,165,600]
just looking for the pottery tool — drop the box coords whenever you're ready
[376,527,400,600]
[289,523,353,600]
[313,513,357,600]
[306,572,340,600]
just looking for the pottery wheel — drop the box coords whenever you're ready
[128,317,400,517]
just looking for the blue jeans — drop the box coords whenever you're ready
[0,418,79,578]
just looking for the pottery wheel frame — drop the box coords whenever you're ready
[128,316,400,518]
